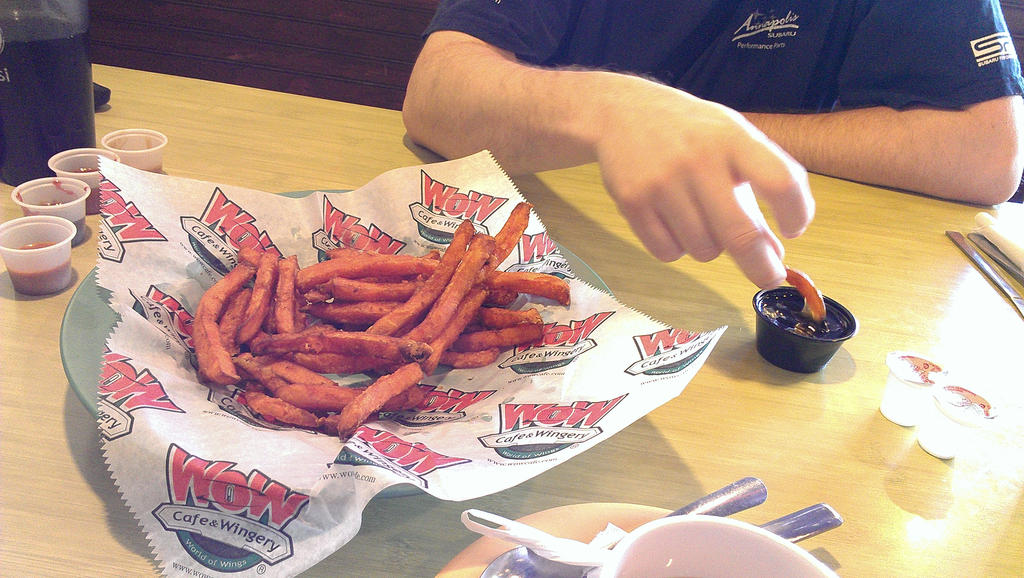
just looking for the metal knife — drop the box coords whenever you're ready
[947,231,1024,321]
[967,232,1024,287]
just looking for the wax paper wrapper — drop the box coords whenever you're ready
[95,151,725,577]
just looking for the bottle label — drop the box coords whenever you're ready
[0,25,7,83]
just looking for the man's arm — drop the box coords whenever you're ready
[745,96,1024,205]
[403,31,814,289]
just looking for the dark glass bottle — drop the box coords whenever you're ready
[0,0,94,186]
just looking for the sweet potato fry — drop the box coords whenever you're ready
[302,284,333,304]
[485,270,570,305]
[421,287,488,374]
[194,318,240,386]
[477,306,543,329]
[273,255,300,334]
[317,389,415,434]
[488,201,532,270]
[236,250,280,345]
[333,362,424,438]
[288,352,392,375]
[275,383,360,412]
[397,385,427,410]
[233,352,269,378]
[321,332,431,362]
[218,287,251,353]
[329,277,420,302]
[237,246,264,268]
[267,358,338,387]
[250,326,432,363]
[234,353,289,394]
[193,261,257,385]
[451,323,545,353]
[243,389,319,428]
[368,219,475,336]
[305,301,402,326]
[297,252,437,291]
[404,234,495,343]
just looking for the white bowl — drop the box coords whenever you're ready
[602,514,837,578]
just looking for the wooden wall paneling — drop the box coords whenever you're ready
[88,0,438,109]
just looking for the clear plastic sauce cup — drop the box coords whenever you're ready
[47,147,119,214]
[101,128,167,172]
[0,215,77,295]
[11,177,90,246]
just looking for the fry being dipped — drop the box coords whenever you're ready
[784,266,826,323]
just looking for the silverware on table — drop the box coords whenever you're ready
[947,231,1024,321]
[967,232,1024,287]
[663,475,768,518]
[759,503,844,542]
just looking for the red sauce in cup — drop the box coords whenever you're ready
[8,258,72,294]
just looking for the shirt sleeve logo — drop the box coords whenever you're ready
[972,32,1017,67]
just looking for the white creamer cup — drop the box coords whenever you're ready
[47,147,120,214]
[917,384,997,460]
[0,215,77,295]
[879,351,947,427]
[601,515,836,577]
[101,128,167,172]
[11,177,90,246]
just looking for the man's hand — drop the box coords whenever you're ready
[593,81,813,288]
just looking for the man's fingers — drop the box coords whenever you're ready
[659,176,721,262]
[678,170,785,287]
[723,226,787,289]
[616,176,723,263]
[738,138,814,239]
[616,197,686,262]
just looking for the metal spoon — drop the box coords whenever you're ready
[479,477,768,578]
[760,502,844,542]
[480,499,842,578]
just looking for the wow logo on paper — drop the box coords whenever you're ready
[181,188,279,275]
[98,350,184,441]
[130,285,195,354]
[98,180,167,263]
[312,195,405,260]
[386,385,496,427]
[334,426,470,488]
[500,311,614,374]
[625,328,717,376]
[505,230,576,279]
[479,395,626,460]
[153,444,309,572]
[408,170,506,244]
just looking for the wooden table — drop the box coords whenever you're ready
[2,65,1022,577]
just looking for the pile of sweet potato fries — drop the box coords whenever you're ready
[193,202,570,439]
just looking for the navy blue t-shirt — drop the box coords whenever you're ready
[424,1,1024,113]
